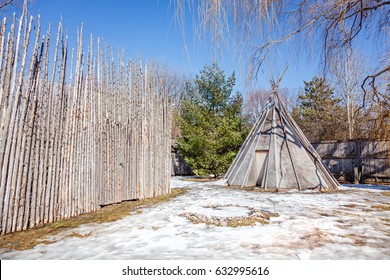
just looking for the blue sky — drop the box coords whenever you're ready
[1,0,380,95]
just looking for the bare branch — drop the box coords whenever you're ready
[0,0,13,9]
[361,65,390,106]
[175,0,390,86]
[360,1,390,12]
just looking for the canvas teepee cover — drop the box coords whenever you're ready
[225,92,339,191]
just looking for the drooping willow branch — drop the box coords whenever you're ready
[361,66,390,106]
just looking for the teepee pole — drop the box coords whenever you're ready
[274,97,301,191]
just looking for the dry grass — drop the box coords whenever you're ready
[224,185,279,193]
[224,185,344,194]
[342,204,364,208]
[65,232,93,239]
[182,177,219,182]
[226,215,278,227]
[179,204,279,227]
[347,234,367,247]
[380,218,390,222]
[0,188,188,251]
[371,204,390,211]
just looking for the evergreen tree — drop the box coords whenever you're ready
[292,76,347,142]
[176,63,248,177]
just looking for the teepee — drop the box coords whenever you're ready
[225,92,339,191]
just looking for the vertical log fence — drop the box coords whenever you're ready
[0,11,172,234]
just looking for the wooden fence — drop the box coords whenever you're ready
[171,140,390,183]
[312,140,390,183]
[0,12,172,234]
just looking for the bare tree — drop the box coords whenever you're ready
[154,66,188,139]
[156,67,187,107]
[331,48,365,139]
[244,87,295,124]
[358,76,390,140]
[361,100,390,140]
[244,89,271,124]
[174,0,389,100]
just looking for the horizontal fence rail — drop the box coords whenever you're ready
[0,11,172,234]
[312,140,390,182]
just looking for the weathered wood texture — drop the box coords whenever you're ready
[225,92,339,191]
[0,13,171,234]
[313,140,390,182]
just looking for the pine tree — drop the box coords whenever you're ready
[176,63,247,177]
[292,76,348,142]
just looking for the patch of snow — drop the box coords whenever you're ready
[1,180,389,260]
[170,176,228,188]
[203,178,228,186]
[170,177,198,188]
[296,249,311,260]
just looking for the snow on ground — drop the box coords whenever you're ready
[1,177,389,260]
